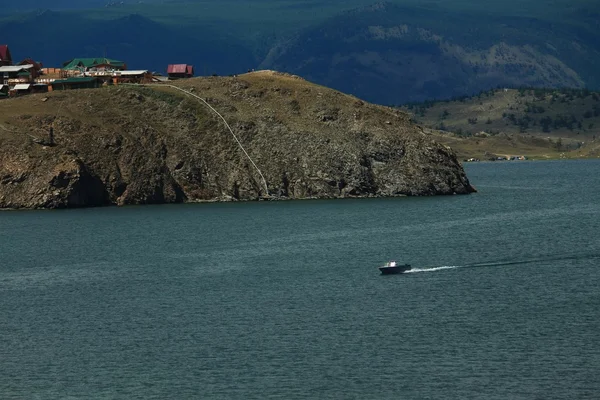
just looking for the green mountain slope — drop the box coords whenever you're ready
[1,1,599,104]
[260,2,600,104]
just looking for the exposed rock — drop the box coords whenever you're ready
[0,72,474,209]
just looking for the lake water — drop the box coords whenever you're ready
[1,160,599,399]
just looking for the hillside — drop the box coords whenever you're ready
[0,72,474,209]
[402,88,600,160]
[261,2,599,104]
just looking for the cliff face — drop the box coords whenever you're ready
[0,71,474,209]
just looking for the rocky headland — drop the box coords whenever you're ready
[0,71,475,209]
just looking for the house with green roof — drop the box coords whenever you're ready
[61,58,127,75]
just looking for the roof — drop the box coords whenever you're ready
[62,58,126,70]
[0,65,33,73]
[0,45,11,62]
[168,64,193,74]
[14,84,31,90]
[19,58,42,68]
[17,71,31,76]
[116,70,149,76]
[52,77,99,84]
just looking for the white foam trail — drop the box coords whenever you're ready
[405,265,461,273]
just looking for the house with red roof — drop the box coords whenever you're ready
[167,64,194,80]
[18,58,42,80]
[0,45,13,66]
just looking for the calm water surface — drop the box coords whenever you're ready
[1,160,600,399]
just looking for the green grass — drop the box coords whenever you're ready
[401,87,600,158]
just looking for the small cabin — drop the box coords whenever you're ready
[112,70,153,84]
[167,64,194,80]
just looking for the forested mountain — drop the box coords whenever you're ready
[1,1,598,104]
[261,2,599,103]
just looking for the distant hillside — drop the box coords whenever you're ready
[1,1,599,104]
[261,2,600,104]
[401,88,600,160]
[0,0,160,13]
[0,11,255,75]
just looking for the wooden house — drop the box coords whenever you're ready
[18,58,42,79]
[0,45,12,66]
[112,70,153,84]
[0,64,34,85]
[167,64,194,79]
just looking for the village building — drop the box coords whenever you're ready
[37,68,61,84]
[0,45,12,66]
[61,58,127,78]
[31,83,49,93]
[167,64,194,79]
[50,77,102,91]
[0,84,8,98]
[112,70,154,84]
[0,64,35,85]
[13,83,32,95]
[18,58,42,79]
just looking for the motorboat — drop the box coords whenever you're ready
[379,261,412,275]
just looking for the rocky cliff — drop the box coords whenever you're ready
[0,71,474,209]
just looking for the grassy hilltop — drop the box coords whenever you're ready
[0,72,474,209]
[402,88,600,160]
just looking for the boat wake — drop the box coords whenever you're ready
[405,266,460,273]
[404,252,600,274]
